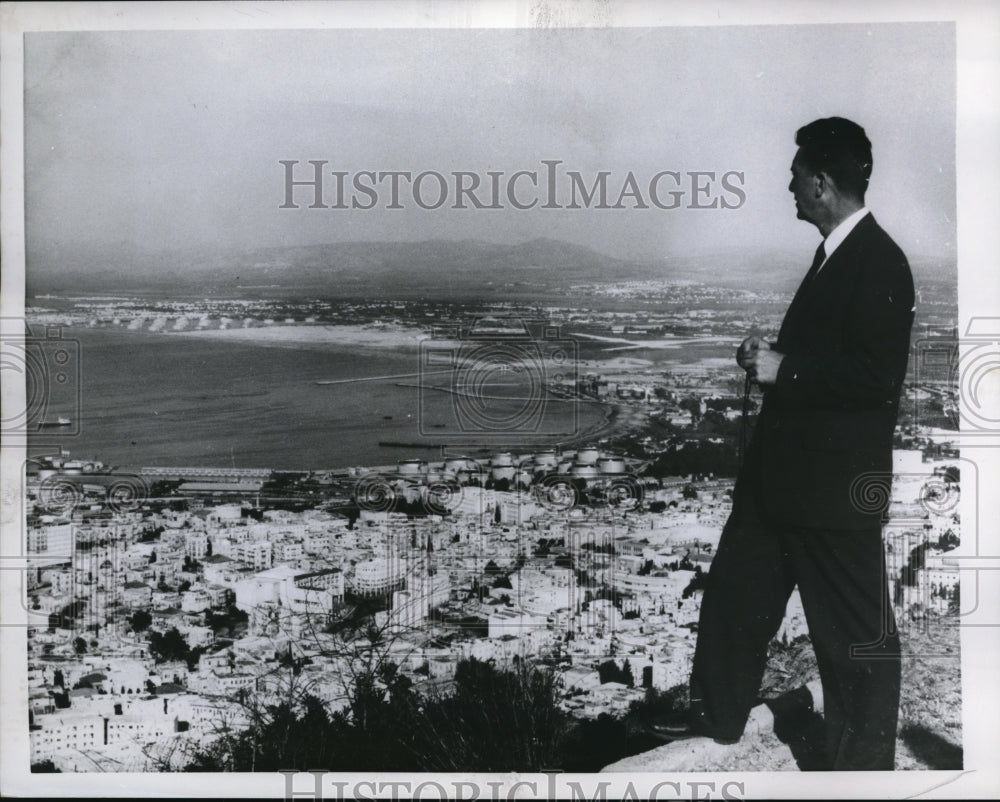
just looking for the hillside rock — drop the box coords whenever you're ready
[602,614,962,772]
[603,681,824,773]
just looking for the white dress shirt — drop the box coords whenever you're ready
[816,206,869,274]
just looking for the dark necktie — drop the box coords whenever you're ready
[803,241,827,286]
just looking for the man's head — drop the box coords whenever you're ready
[788,117,872,230]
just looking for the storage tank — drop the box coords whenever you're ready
[597,457,627,474]
[532,451,559,471]
[490,465,516,482]
[571,463,600,479]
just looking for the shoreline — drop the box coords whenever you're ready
[560,398,649,451]
[167,323,427,351]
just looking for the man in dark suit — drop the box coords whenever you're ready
[652,118,914,771]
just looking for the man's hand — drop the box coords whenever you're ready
[737,335,770,370]
[743,347,785,386]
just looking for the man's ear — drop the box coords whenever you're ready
[815,171,832,197]
[813,171,830,198]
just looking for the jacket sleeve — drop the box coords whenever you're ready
[768,251,914,410]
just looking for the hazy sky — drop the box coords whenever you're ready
[25,23,955,266]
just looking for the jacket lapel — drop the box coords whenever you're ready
[807,213,875,294]
[777,213,876,347]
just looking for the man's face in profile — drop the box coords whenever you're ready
[788,149,818,225]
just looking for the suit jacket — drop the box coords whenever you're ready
[740,213,914,530]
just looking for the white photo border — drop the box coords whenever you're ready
[2,1,998,798]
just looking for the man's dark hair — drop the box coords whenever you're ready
[795,117,873,201]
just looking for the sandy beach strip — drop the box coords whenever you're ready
[166,323,428,349]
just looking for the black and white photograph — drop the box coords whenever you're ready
[1,1,998,798]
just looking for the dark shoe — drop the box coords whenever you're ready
[645,720,741,746]
[648,721,697,740]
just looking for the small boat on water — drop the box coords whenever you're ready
[39,417,72,427]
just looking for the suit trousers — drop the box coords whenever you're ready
[687,502,901,770]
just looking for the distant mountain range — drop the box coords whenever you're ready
[26,237,956,300]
